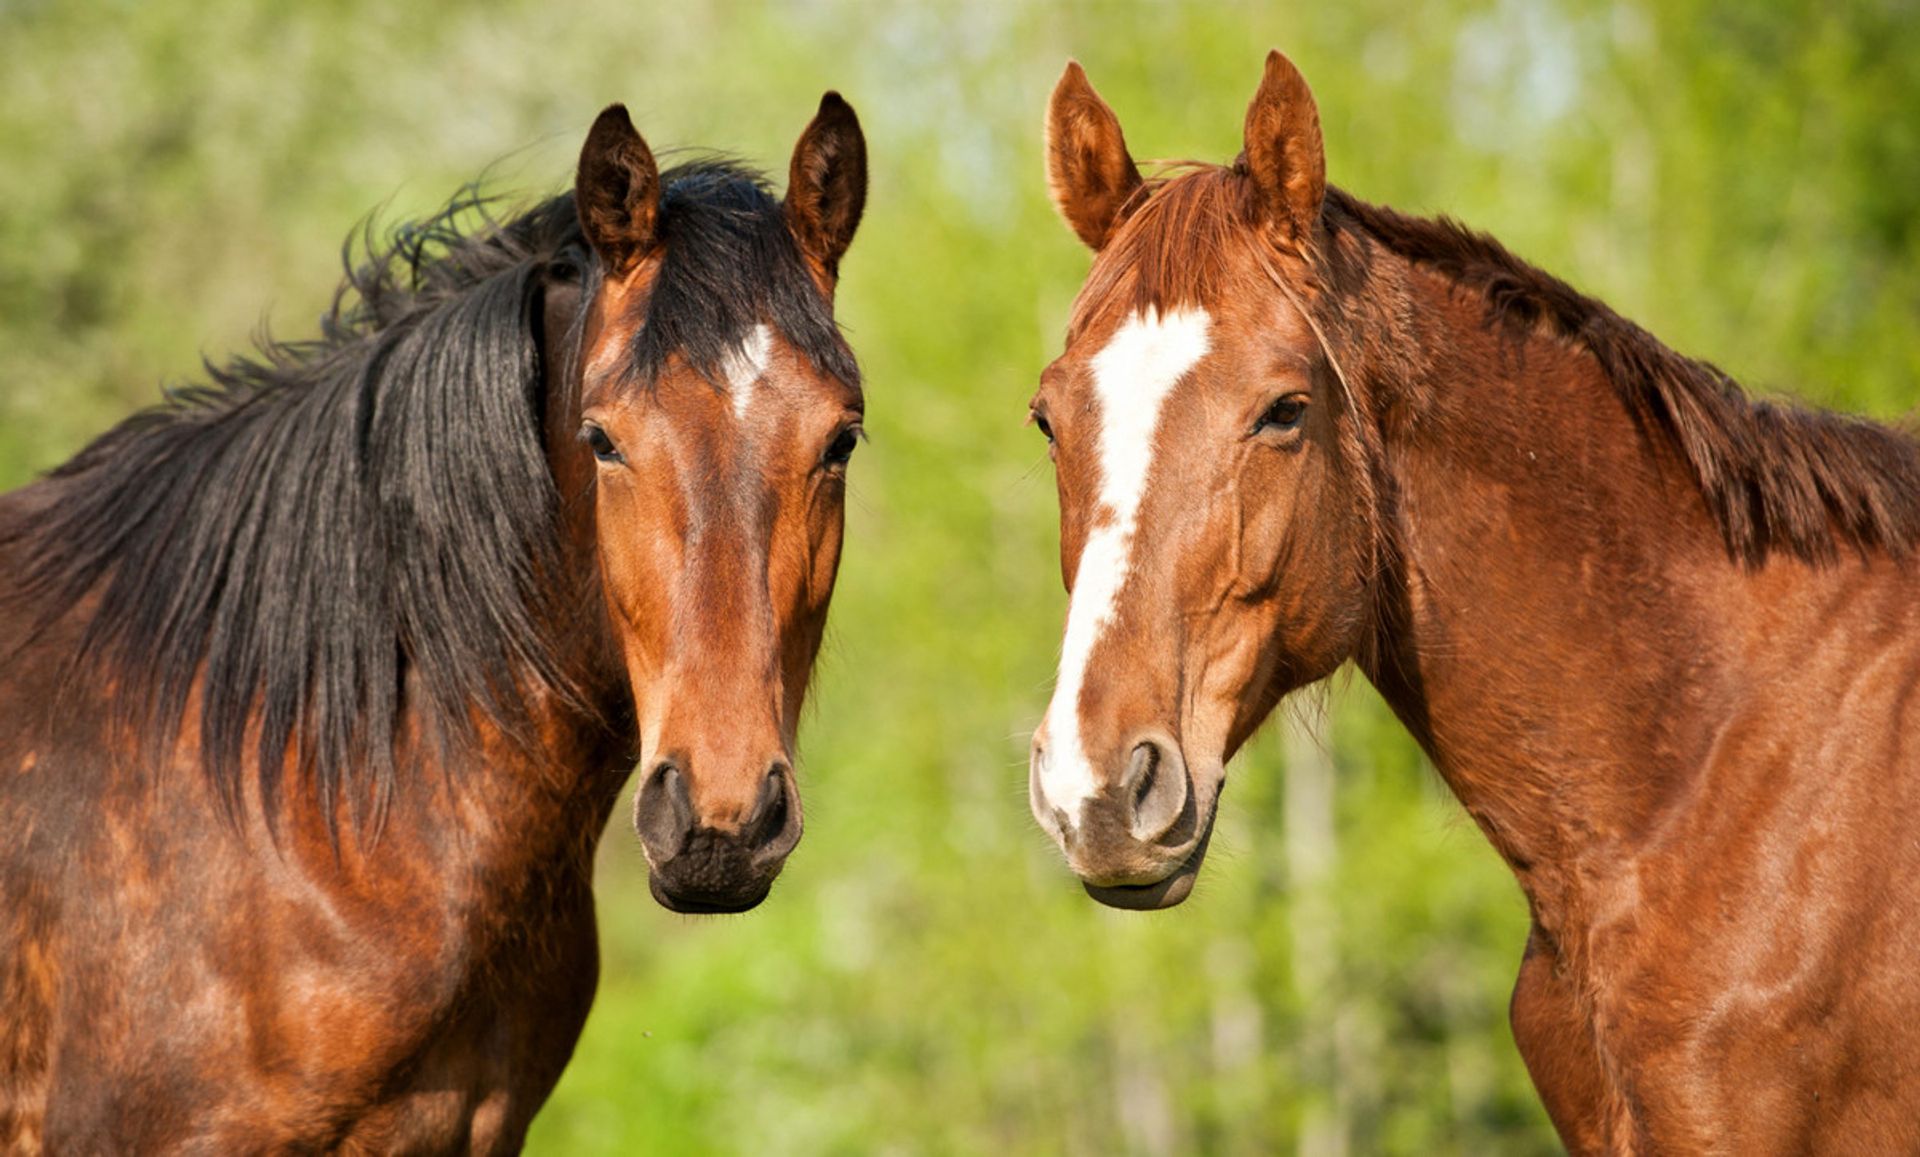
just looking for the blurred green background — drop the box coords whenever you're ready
[4,1,1916,1152]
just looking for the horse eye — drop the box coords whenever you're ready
[1256,396,1308,434]
[1032,412,1055,443]
[580,424,623,464]
[823,426,861,468]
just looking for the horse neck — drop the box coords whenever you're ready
[396,346,631,876]
[1351,259,1785,927]
[288,326,629,897]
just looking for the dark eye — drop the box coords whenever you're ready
[1032,411,1055,444]
[580,423,623,464]
[1255,395,1308,435]
[823,426,861,468]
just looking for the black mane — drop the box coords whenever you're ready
[2,158,851,826]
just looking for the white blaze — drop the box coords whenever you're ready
[723,324,773,419]
[1038,307,1211,819]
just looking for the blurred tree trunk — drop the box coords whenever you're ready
[1285,716,1346,1157]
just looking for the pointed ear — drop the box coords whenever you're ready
[1045,61,1142,251]
[1242,50,1326,245]
[575,104,660,273]
[785,92,867,278]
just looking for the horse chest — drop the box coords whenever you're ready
[322,901,603,1155]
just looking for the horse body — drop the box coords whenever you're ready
[0,280,625,1152]
[1366,276,1920,1150]
[1,94,867,1152]
[1032,52,1920,1151]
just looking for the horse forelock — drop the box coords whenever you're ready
[1067,163,1258,340]
[605,160,860,395]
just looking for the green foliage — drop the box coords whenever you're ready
[4,1,1915,1151]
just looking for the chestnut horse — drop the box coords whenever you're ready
[1029,52,1920,1152]
[0,94,866,1151]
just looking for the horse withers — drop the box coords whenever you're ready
[1028,51,1920,1152]
[0,94,866,1150]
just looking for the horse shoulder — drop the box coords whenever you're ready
[1567,555,1920,1148]
[6,712,595,1150]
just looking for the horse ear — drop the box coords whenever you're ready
[1241,50,1326,245]
[576,104,660,273]
[1045,61,1142,251]
[786,92,867,278]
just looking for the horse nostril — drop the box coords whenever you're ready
[746,766,784,843]
[633,759,694,863]
[1128,743,1159,811]
[1123,738,1189,843]
[745,763,802,862]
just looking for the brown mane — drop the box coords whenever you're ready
[1325,188,1920,565]
[1078,162,1920,565]
[1068,164,1258,334]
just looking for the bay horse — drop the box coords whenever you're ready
[0,93,867,1151]
[1029,51,1920,1152]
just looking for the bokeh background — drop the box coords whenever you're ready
[5,1,1917,1152]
